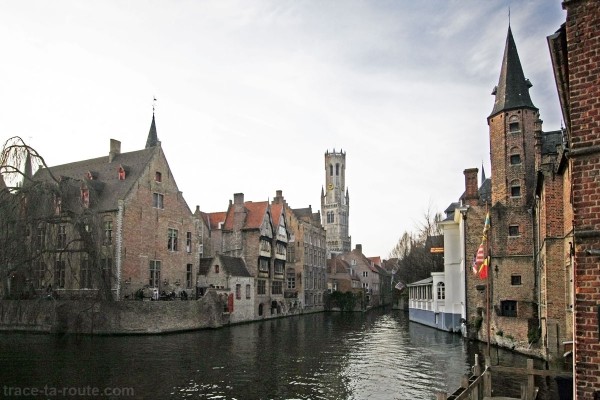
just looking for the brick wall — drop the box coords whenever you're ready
[120,149,198,299]
[562,0,600,397]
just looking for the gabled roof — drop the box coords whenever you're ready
[271,203,283,227]
[206,211,227,230]
[327,257,350,274]
[490,26,537,117]
[223,200,269,231]
[34,147,156,213]
[368,256,382,267]
[198,255,252,277]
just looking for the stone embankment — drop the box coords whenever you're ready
[0,291,226,334]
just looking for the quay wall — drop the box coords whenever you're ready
[0,291,227,334]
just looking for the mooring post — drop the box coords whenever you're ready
[484,356,492,397]
[473,354,481,399]
[527,358,535,400]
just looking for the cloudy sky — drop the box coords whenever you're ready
[0,1,566,258]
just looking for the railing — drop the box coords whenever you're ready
[436,355,573,400]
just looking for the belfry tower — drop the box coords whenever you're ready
[321,149,351,258]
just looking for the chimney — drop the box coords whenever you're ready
[109,139,121,163]
[233,193,244,205]
[464,168,479,206]
[273,190,283,204]
[355,244,362,253]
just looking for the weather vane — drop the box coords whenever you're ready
[152,96,157,114]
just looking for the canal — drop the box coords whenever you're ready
[0,309,563,399]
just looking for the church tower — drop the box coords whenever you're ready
[487,26,540,341]
[321,149,351,258]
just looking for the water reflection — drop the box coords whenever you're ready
[0,309,560,399]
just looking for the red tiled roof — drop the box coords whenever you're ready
[368,256,382,267]
[244,201,269,229]
[271,203,283,226]
[207,211,227,230]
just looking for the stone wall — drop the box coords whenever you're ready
[0,291,227,334]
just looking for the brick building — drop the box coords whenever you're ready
[21,113,208,300]
[207,192,290,319]
[548,1,600,397]
[271,190,327,311]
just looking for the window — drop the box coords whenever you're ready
[198,243,204,256]
[362,271,368,277]
[54,259,66,288]
[509,122,520,133]
[259,258,269,273]
[236,284,241,300]
[101,256,112,271]
[57,225,67,249]
[510,154,521,165]
[329,164,333,176]
[246,284,251,299]
[80,258,92,289]
[501,300,517,317]
[215,265,220,273]
[336,163,340,176]
[511,185,521,197]
[118,166,126,180]
[508,225,520,237]
[149,260,161,287]
[511,275,522,286]
[155,171,162,182]
[186,264,193,288]
[362,282,369,289]
[36,225,46,249]
[272,281,283,295]
[104,219,113,245]
[186,232,192,253]
[257,280,266,295]
[287,272,295,289]
[153,193,164,209]
[274,260,284,275]
[167,228,178,251]
[35,261,46,289]
[437,282,446,300]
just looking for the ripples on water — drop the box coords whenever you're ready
[0,309,561,399]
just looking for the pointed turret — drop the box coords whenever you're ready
[489,27,537,118]
[481,163,486,183]
[145,113,158,148]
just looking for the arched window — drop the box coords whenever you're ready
[329,164,333,176]
[336,163,340,176]
[437,282,445,300]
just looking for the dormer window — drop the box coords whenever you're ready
[81,186,90,208]
[155,171,162,182]
[118,166,126,181]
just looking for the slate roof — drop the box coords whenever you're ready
[490,26,537,117]
[146,114,159,148]
[198,255,251,277]
[541,130,563,155]
[34,147,157,213]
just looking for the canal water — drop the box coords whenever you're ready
[0,309,563,399]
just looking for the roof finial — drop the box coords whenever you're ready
[508,6,511,27]
[152,96,157,115]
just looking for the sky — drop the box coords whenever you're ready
[0,1,566,259]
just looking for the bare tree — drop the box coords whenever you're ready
[389,205,444,286]
[1,137,113,300]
